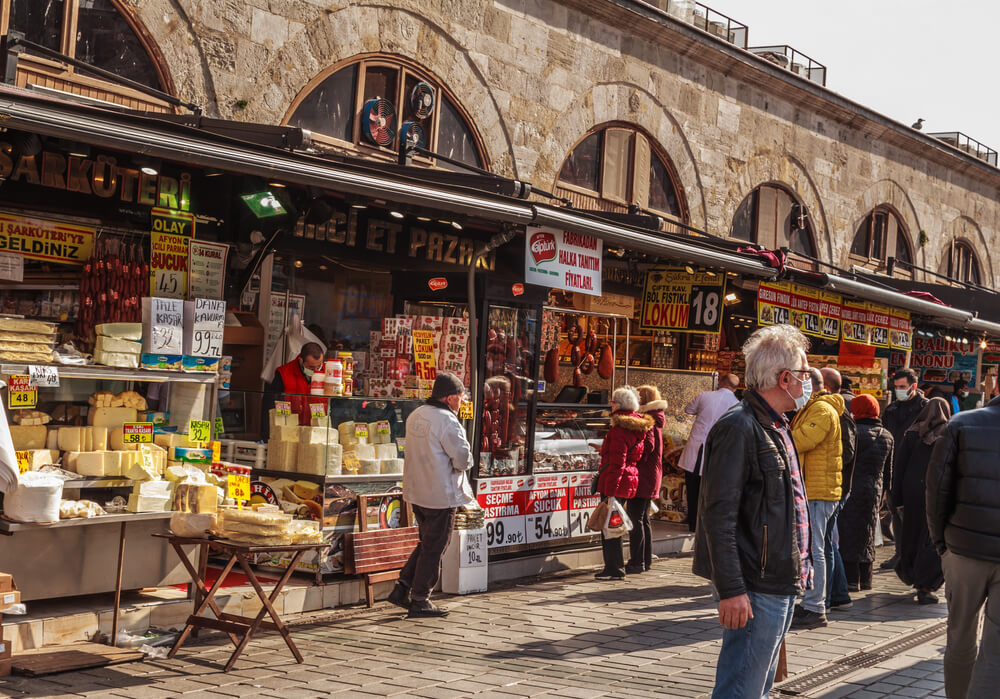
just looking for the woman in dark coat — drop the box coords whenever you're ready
[839,394,893,591]
[626,385,667,574]
[892,396,949,603]
[595,386,653,581]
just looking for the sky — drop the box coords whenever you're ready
[705,1,1000,152]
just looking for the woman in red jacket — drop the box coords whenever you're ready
[596,386,654,580]
[626,385,667,574]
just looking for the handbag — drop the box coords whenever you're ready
[587,499,610,532]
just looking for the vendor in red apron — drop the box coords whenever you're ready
[269,343,326,426]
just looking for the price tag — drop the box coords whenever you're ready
[211,440,221,463]
[139,443,156,473]
[227,473,251,501]
[343,452,361,473]
[375,420,390,436]
[28,365,59,388]
[15,450,29,474]
[458,401,474,420]
[153,269,184,299]
[310,403,327,419]
[354,423,369,440]
[275,401,291,416]
[396,438,405,456]
[191,329,223,358]
[7,375,36,409]
[122,422,154,444]
[214,416,225,438]
[188,420,211,443]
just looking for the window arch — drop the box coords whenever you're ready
[940,240,982,285]
[555,123,685,221]
[731,184,816,258]
[850,206,913,267]
[286,55,486,171]
[4,0,172,92]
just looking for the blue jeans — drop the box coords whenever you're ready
[802,499,838,613]
[824,500,851,606]
[713,590,796,698]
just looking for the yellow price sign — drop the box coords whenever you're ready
[211,440,221,463]
[7,375,36,410]
[310,403,326,419]
[15,450,29,474]
[354,423,369,440]
[458,401,474,420]
[227,473,251,501]
[122,422,153,444]
[275,401,291,416]
[343,452,360,473]
[188,420,211,443]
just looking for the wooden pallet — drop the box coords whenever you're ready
[12,642,144,677]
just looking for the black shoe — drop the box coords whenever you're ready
[790,609,828,629]
[828,599,854,611]
[387,583,410,610]
[880,554,899,570]
[624,564,644,575]
[594,571,625,581]
[917,590,939,605]
[792,604,809,619]
[860,582,873,591]
[847,583,860,592]
[407,600,449,618]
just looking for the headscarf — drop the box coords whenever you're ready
[905,396,951,445]
[850,393,880,419]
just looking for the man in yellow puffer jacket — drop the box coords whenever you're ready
[790,368,845,628]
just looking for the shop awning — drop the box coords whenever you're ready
[0,86,778,281]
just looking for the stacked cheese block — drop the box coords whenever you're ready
[10,410,59,470]
[93,323,142,368]
[339,420,403,475]
[0,317,57,363]
[218,505,323,545]
[266,410,344,477]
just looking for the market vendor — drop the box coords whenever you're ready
[268,343,325,426]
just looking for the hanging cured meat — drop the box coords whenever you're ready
[74,236,145,351]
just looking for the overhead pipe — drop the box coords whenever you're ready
[819,274,974,325]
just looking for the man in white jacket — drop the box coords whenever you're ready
[389,372,474,618]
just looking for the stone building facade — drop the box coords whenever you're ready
[118,0,1000,287]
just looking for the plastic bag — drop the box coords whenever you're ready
[0,399,19,493]
[4,471,63,522]
[602,496,633,539]
[261,311,326,382]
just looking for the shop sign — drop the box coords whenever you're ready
[412,330,437,380]
[150,208,194,299]
[757,281,841,340]
[0,212,94,264]
[524,226,602,297]
[643,268,726,333]
[866,303,892,348]
[187,240,228,300]
[7,374,36,409]
[511,283,524,296]
[889,309,912,351]
[525,474,570,543]
[478,476,530,548]
[908,337,978,385]
[841,301,870,345]
[427,277,448,291]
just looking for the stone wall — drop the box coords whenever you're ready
[125,0,1000,286]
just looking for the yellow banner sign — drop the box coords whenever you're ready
[0,213,94,264]
[640,268,726,334]
[413,330,438,380]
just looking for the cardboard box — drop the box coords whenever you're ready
[0,590,20,609]
[0,639,10,677]
[0,574,13,594]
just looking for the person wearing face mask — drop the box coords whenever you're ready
[268,342,326,427]
[693,324,814,698]
[389,372,474,618]
[881,368,928,570]
[789,368,846,629]
[950,379,969,415]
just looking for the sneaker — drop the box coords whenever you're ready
[791,609,828,629]
[594,571,625,581]
[917,590,939,605]
[407,600,449,618]
[828,599,854,611]
[624,564,644,575]
[386,583,410,610]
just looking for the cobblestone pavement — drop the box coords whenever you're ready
[0,546,950,698]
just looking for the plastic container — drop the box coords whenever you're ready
[338,352,354,374]
[310,372,326,386]
[327,358,343,380]
[343,376,353,397]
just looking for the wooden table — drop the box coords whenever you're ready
[153,533,327,671]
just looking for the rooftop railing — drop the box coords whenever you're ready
[927,131,998,166]
[747,45,827,86]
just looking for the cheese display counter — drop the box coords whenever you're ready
[0,363,217,600]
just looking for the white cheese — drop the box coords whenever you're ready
[126,494,170,513]
[96,322,142,340]
[94,336,142,355]
[94,350,140,368]
[10,425,47,450]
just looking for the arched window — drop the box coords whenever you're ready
[731,184,816,258]
[6,0,168,91]
[555,124,684,220]
[940,240,982,285]
[850,207,913,266]
[287,56,485,171]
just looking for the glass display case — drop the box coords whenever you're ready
[532,406,608,473]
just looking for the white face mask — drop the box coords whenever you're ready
[961,391,969,398]
[303,367,315,381]
[894,387,912,401]
[786,375,812,411]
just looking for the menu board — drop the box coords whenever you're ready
[889,308,912,351]
[757,281,842,340]
[840,300,869,345]
[641,268,727,334]
[866,303,892,348]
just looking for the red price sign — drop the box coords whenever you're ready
[122,422,154,444]
[7,374,36,409]
[412,330,437,381]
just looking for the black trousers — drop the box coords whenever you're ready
[625,497,652,571]
[685,470,701,533]
[843,560,873,589]
[601,531,625,577]
[398,504,456,601]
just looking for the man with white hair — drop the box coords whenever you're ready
[693,324,814,698]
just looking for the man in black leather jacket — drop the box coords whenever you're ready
[693,324,814,698]
[926,395,1000,698]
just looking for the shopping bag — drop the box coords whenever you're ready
[611,497,633,531]
[586,500,611,532]
[603,498,627,539]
